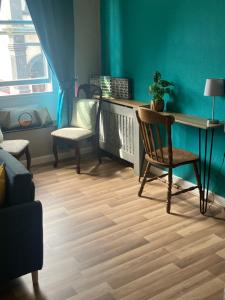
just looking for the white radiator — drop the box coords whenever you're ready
[99,101,142,175]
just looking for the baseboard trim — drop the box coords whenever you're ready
[23,151,225,208]
[150,166,225,208]
[21,146,92,167]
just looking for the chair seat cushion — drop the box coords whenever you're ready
[51,127,94,141]
[1,140,29,155]
[146,147,198,167]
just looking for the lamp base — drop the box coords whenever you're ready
[207,119,219,126]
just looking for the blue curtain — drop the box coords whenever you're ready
[26,0,75,128]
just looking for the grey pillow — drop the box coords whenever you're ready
[35,107,52,126]
[0,111,10,130]
[0,105,40,130]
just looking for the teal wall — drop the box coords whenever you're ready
[101,0,225,197]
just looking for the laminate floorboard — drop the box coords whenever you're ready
[1,156,225,300]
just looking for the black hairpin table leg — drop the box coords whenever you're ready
[200,128,215,214]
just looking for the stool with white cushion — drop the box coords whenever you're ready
[1,140,31,170]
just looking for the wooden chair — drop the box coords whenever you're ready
[51,84,102,174]
[136,107,202,213]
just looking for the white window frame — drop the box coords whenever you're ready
[0,18,53,96]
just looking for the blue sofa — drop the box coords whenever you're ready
[0,149,43,284]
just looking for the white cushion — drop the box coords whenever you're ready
[70,99,98,131]
[51,127,94,141]
[1,140,29,155]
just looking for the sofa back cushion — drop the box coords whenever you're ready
[0,150,34,206]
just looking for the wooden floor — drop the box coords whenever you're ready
[1,156,225,300]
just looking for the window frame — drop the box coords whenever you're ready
[0,17,53,96]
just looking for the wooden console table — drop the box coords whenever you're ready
[100,99,223,214]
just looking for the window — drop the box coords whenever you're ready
[0,0,52,96]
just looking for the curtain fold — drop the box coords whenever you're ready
[26,0,75,128]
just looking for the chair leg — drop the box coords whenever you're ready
[138,162,151,197]
[97,140,102,164]
[93,135,102,164]
[31,271,38,285]
[25,146,31,171]
[75,143,80,174]
[52,137,58,168]
[167,167,173,214]
[193,161,203,201]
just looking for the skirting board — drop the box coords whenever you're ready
[150,166,225,208]
[21,145,92,167]
[22,150,225,208]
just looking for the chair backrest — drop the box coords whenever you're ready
[71,84,102,133]
[77,84,102,99]
[136,106,175,165]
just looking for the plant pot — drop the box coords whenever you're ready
[150,99,164,112]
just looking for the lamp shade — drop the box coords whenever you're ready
[204,79,225,96]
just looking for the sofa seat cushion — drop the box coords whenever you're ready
[51,127,94,141]
[1,140,29,155]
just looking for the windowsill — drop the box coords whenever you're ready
[2,121,56,134]
[0,90,54,100]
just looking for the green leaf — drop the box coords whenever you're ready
[153,71,161,83]
[164,87,171,94]
[160,80,173,87]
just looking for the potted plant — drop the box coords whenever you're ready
[149,71,174,112]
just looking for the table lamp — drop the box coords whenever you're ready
[204,78,224,126]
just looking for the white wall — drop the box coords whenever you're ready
[74,0,101,85]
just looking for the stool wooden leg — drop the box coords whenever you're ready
[53,137,58,168]
[75,143,80,174]
[25,146,31,171]
[93,135,102,164]
[31,271,38,285]
[96,138,102,164]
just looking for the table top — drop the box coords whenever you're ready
[165,112,224,130]
[102,97,145,108]
[102,98,224,130]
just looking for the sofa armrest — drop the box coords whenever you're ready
[0,150,34,205]
[0,201,43,281]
